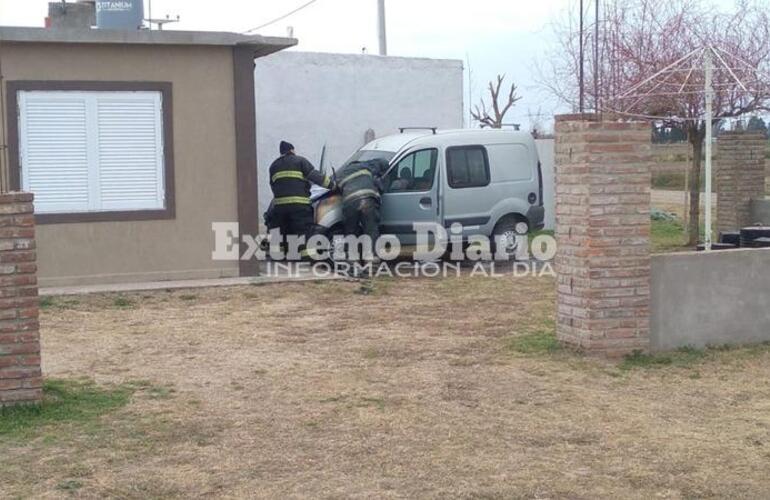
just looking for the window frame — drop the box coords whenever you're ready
[445,145,491,189]
[6,81,175,224]
[383,147,438,193]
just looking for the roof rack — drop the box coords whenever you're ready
[399,127,437,134]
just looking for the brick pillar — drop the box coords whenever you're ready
[716,131,766,234]
[0,192,41,407]
[555,115,651,357]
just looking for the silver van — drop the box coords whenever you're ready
[314,128,544,254]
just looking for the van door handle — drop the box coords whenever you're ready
[419,197,432,209]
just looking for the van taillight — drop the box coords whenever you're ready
[536,161,543,206]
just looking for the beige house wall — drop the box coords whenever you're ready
[0,43,240,286]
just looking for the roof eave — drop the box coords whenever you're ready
[0,26,297,57]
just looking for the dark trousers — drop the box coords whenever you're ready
[343,197,380,242]
[271,204,314,259]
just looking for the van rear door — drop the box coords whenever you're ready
[379,148,440,246]
[442,142,537,238]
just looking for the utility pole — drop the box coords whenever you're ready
[704,47,714,251]
[377,0,387,56]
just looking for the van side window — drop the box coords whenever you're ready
[486,143,533,182]
[386,149,437,192]
[446,146,490,189]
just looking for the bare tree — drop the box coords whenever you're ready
[542,0,770,245]
[472,74,522,128]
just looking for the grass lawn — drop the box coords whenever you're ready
[533,222,692,254]
[651,154,770,197]
[651,218,692,253]
[651,171,706,191]
[537,221,694,254]
[3,277,770,498]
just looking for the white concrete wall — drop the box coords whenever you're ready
[254,51,464,216]
[651,248,770,351]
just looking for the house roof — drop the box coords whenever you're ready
[0,27,297,58]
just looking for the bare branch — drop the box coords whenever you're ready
[472,74,522,128]
[540,0,770,245]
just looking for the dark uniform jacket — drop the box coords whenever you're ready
[335,159,387,206]
[269,153,332,206]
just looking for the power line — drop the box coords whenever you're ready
[242,0,320,34]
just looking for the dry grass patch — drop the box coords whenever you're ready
[2,275,770,498]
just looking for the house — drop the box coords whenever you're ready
[0,27,295,286]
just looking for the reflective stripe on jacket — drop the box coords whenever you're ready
[335,161,383,206]
[268,153,332,206]
[271,170,306,183]
[339,169,372,187]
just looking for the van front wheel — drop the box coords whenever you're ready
[491,216,529,259]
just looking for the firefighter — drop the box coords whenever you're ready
[268,141,334,259]
[335,158,389,262]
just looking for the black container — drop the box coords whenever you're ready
[740,226,770,247]
[750,237,770,248]
[719,231,741,246]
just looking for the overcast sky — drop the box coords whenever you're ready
[0,0,574,129]
[0,0,740,130]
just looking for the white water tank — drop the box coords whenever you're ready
[95,0,144,30]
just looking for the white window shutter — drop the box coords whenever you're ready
[18,90,165,215]
[96,93,165,211]
[19,93,91,213]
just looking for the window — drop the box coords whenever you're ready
[446,146,490,188]
[385,149,437,192]
[485,143,533,182]
[18,90,167,215]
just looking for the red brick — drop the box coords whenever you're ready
[0,366,41,379]
[716,132,765,233]
[0,227,34,239]
[0,192,41,406]
[0,388,42,404]
[0,251,36,264]
[18,286,38,297]
[0,202,34,215]
[0,332,39,344]
[16,263,37,274]
[555,119,651,357]
[18,307,39,320]
[21,377,43,389]
[12,215,35,227]
[0,192,34,204]
[0,274,37,287]
[0,319,40,334]
[0,379,23,391]
[0,356,17,369]
[20,355,41,366]
[0,297,38,309]
[0,342,40,355]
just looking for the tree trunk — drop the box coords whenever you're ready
[687,134,704,246]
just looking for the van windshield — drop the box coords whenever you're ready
[341,150,396,168]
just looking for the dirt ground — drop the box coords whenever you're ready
[3,275,770,499]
